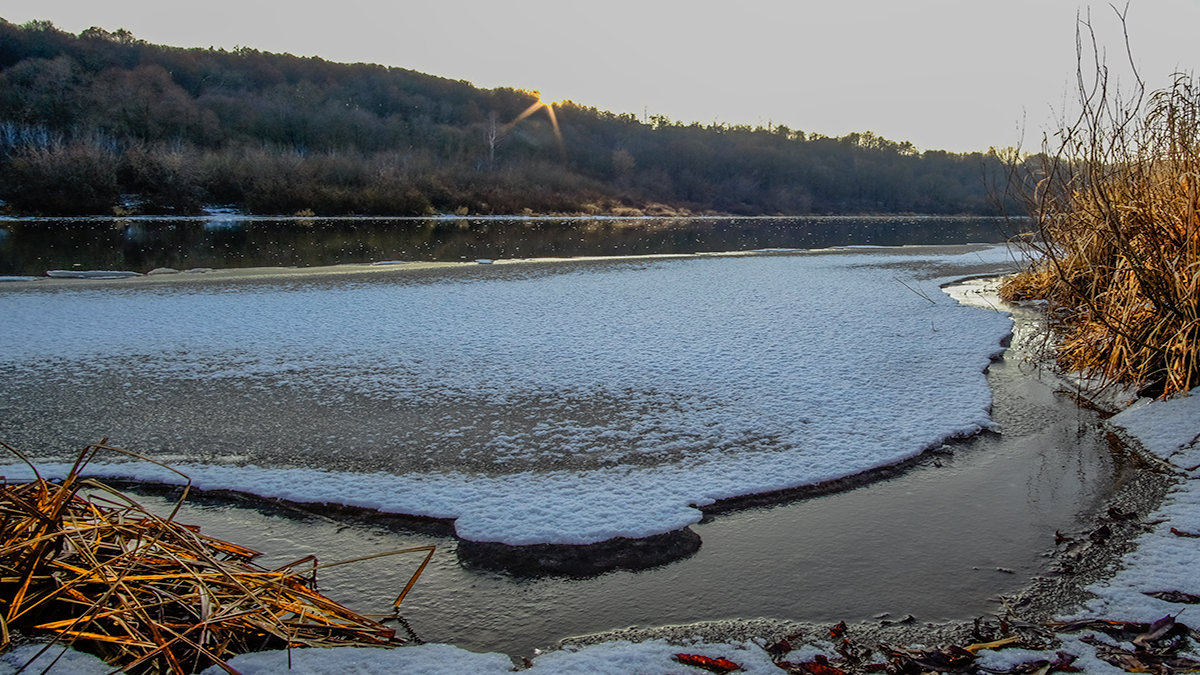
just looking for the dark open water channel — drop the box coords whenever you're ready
[0,215,1016,275]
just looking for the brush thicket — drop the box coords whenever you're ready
[0,442,434,674]
[1003,70,1199,397]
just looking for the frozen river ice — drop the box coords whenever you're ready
[2,245,1018,545]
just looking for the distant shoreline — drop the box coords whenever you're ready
[0,243,1011,291]
[0,211,1021,222]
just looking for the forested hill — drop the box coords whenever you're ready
[0,19,1015,217]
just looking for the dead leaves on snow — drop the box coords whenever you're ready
[753,615,1200,675]
[1143,591,1200,605]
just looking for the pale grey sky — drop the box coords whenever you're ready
[3,1,1197,152]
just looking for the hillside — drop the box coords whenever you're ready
[0,19,1015,216]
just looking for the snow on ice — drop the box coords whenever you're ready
[1,247,1016,545]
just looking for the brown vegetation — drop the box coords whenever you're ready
[0,19,1014,217]
[1002,23,1199,397]
[0,441,433,674]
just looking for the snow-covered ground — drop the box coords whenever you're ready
[1075,393,1200,620]
[1,247,1014,546]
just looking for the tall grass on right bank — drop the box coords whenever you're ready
[1002,68,1200,398]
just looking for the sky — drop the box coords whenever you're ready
[2,1,1198,153]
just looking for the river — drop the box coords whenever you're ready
[0,214,1015,275]
[0,216,1128,658]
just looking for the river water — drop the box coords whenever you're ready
[0,215,1014,275]
[0,216,1127,658]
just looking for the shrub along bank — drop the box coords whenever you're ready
[0,18,1015,217]
[1002,70,1199,398]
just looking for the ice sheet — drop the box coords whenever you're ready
[1,248,1015,545]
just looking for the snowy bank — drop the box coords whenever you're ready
[1074,390,1200,621]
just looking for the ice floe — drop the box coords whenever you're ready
[1,247,1018,545]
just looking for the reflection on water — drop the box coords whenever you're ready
[0,215,1015,275]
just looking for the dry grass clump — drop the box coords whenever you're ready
[1003,48,1200,397]
[0,441,434,674]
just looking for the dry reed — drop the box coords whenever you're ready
[1002,13,1199,398]
[0,441,434,674]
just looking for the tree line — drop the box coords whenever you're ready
[0,18,1018,216]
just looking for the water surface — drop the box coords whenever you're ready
[0,248,1017,544]
[0,218,1111,659]
[0,215,1014,275]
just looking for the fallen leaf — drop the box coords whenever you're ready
[1082,634,1200,673]
[1130,614,1188,649]
[765,637,793,658]
[882,644,975,673]
[1050,651,1082,673]
[673,653,742,673]
[1048,615,1192,645]
[965,635,1023,653]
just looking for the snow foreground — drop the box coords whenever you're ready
[1,247,1015,545]
[1077,391,1200,621]
[2,638,783,674]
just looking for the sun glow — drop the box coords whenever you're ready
[508,91,564,155]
